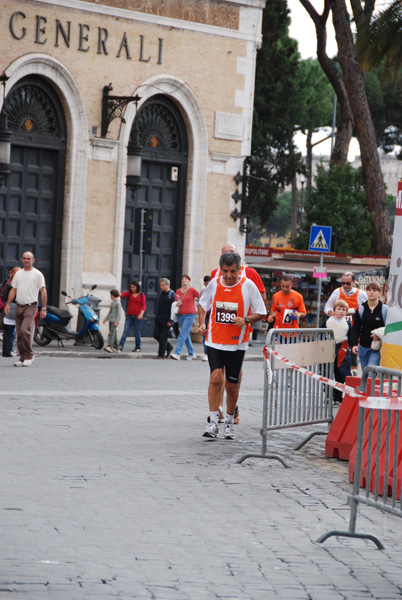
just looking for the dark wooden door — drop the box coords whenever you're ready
[0,76,66,304]
[122,96,188,337]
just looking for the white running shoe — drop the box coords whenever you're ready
[170,353,180,360]
[104,346,113,353]
[14,360,24,367]
[203,421,219,438]
[22,359,33,367]
[223,423,235,440]
[202,354,208,362]
[186,354,196,361]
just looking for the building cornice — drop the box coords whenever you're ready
[31,0,264,43]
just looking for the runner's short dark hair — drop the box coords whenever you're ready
[219,252,241,270]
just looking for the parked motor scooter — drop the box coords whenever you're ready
[34,285,104,349]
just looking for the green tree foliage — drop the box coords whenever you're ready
[296,59,334,135]
[357,0,402,156]
[364,68,402,156]
[251,0,304,224]
[292,164,374,255]
[356,0,402,90]
[299,0,392,255]
[295,58,334,199]
[267,191,293,237]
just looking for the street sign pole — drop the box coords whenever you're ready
[316,252,324,328]
[309,225,332,328]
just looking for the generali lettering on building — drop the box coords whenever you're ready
[7,11,164,63]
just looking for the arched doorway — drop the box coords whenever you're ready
[0,75,66,304]
[122,95,188,336]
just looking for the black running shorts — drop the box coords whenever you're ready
[206,347,246,384]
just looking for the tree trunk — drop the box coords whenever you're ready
[291,177,298,236]
[299,0,353,166]
[330,0,392,255]
[306,130,313,199]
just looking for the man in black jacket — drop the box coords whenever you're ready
[153,278,175,359]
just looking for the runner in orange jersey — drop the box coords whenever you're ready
[198,252,266,440]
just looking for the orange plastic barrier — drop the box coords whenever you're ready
[325,376,363,460]
[349,405,402,499]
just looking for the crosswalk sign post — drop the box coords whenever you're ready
[309,225,332,327]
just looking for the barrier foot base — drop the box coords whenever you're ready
[236,452,289,468]
[293,430,327,451]
[316,529,384,550]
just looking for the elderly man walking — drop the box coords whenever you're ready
[5,251,47,367]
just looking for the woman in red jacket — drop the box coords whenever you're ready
[170,274,200,360]
[119,281,146,352]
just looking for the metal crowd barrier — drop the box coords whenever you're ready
[317,365,402,549]
[237,328,335,466]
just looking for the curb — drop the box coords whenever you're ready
[33,351,264,361]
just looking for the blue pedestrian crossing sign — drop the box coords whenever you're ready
[309,225,332,252]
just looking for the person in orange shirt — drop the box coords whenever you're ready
[198,252,266,440]
[267,274,306,329]
[210,243,266,424]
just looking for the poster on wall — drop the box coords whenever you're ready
[381,180,402,370]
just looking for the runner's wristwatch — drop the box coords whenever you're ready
[244,317,250,324]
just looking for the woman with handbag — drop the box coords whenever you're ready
[171,274,200,361]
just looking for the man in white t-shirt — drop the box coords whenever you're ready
[5,251,47,367]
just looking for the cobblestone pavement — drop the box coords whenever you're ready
[0,355,401,599]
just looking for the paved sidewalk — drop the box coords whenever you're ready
[1,357,401,599]
[29,336,266,361]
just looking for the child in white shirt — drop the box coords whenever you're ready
[325,299,352,404]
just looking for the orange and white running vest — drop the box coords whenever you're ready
[339,288,359,323]
[206,275,249,346]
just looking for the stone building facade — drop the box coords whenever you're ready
[0,0,264,330]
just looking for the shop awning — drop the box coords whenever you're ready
[246,259,388,276]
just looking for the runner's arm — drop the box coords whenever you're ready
[198,305,207,333]
[295,295,306,320]
[233,312,265,327]
[324,289,339,316]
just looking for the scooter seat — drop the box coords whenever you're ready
[47,306,72,325]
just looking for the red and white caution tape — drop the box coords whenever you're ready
[263,345,365,398]
[263,346,402,409]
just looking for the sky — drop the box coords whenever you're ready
[288,0,337,60]
[287,1,361,159]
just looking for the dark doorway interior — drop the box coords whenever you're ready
[122,95,188,336]
[0,75,66,304]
